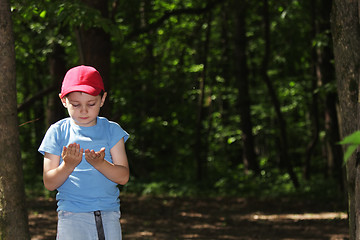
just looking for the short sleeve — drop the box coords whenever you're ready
[38,124,62,156]
[109,122,129,149]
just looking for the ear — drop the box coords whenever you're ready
[59,94,67,108]
[100,92,107,107]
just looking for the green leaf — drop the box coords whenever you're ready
[339,131,360,163]
[227,137,236,144]
[39,10,46,18]
[339,131,360,145]
[343,145,357,163]
[189,64,204,73]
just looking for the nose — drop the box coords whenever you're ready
[80,105,88,113]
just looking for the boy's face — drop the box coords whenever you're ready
[60,91,107,127]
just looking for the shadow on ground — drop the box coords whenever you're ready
[28,195,349,240]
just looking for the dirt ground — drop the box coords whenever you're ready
[28,195,349,240]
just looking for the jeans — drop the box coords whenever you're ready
[57,211,122,240]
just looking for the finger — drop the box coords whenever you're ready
[70,144,76,155]
[75,144,82,156]
[68,143,76,148]
[94,151,100,159]
[67,143,75,154]
[62,146,67,157]
[98,148,105,158]
[85,149,94,159]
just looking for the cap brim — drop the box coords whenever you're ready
[60,85,101,98]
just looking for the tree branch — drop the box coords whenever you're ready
[17,85,57,113]
[125,0,224,40]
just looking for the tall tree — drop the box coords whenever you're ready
[77,0,112,117]
[0,0,30,239]
[304,0,321,180]
[195,12,213,181]
[233,0,260,175]
[331,0,360,239]
[317,0,343,189]
[261,0,299,187]
[47,43,67,126]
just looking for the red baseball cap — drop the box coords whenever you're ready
[60,65,105,98]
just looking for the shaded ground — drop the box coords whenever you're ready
[28,195,349,240]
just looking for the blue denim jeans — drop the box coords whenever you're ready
[57,211,122,240]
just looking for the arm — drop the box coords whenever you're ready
[85,138,130,185]
[43,143,83,191]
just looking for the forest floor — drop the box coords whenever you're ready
[28,195,349,240]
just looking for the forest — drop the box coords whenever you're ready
[0,0,355,239]
[14,0,342,198]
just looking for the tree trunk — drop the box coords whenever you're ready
[195,13,212,181]
[316,0,344,190]
[47,44,67,126]
[77,0,112,118]
[0,0,30,239]
[331,1,360,239]
[233,0,260,175]
[261,0,299,187]
[304,0,320,180]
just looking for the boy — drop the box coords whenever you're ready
[38,65,129,239]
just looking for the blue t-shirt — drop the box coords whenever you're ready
[38,117,129,212]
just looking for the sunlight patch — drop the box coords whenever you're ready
[250,212,347,220]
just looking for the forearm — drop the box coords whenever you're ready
[43,162,74,191]
[94,160,130,185]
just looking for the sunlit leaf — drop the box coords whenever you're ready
[189,64,204,73]
[343,145,358,163]
[39,10,46,18]
[339,131,360,145]
[339,131,360,163]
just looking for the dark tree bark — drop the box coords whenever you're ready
[195,13,212,181]
[304,0,321,180]
[316,0,344,190]
[261,0,299,187]
[233,0,260,175]
[77,0,112,118]
[0,0,30,239]
[331,0,360,239]
[47,44,67,126]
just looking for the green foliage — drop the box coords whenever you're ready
[339,131,360,163]
[11,0,342,200]
[120,168,343,201]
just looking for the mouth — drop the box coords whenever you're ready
[79,117,89,120]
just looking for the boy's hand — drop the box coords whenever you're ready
[61,143,83,169]
[85,147,106,168]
